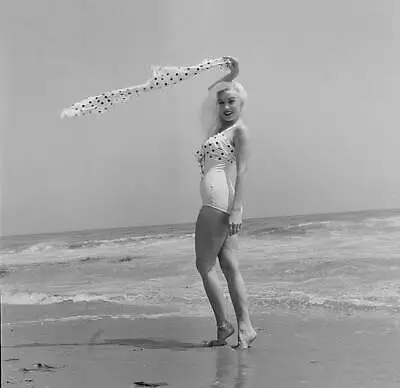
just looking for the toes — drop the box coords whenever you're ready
[234,330,257,350]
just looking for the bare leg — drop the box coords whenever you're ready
[219,235,257,349]
[196,265,228,327]
[195,206,235,346]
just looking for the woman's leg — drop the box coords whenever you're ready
[218,236,257,349]
[195,206,235,345]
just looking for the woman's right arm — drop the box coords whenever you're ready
[208,57,239,90]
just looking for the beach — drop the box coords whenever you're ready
[1,209,400,387]
[2,303,400,388]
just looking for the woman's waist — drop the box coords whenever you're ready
[200,168,234,184]
[201,164,233,175]
[201,168,231,179]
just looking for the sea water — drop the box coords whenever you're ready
[1,209,400,324]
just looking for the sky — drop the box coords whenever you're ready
[1,0,400,236]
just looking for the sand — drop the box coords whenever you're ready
[2,303,400,388]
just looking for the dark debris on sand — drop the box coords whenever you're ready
[80,256,101,262]
[20,362,64,373]
[3,377,18,385]
[129,346,145,352]
[0,268,9,277]
[118,255,143,263]
[134,381,169,387]
[4,357,20,362]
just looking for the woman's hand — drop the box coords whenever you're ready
[224,56,240,78]
[228,209,242,236]
[208,56,240,90]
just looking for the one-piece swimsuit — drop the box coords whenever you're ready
[195,126,238,214]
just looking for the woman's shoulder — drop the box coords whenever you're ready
[232,121,249,139]
[232,121,250,149]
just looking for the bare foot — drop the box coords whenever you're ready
[233,328,257,350]
[206,321,235,347]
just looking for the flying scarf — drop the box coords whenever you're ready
[61,57,231,119]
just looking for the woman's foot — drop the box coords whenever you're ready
[233,327,257,350]
[206,321,235,347]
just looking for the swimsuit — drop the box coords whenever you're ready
[195,126,238,214]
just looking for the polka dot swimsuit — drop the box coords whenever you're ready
[195,130,236,176]
[195,127,237,214]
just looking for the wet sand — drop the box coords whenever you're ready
[2,304,400,388]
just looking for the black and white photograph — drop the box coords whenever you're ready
[1,1,400,387]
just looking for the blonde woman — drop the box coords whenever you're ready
[195,57,256,349]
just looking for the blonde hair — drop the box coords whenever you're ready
[199,81,248,139]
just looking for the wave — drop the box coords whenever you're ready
[12,233,195,256]
[4,213,400,257]
[67,235,167,250]
[364,216,400,231]
[67,233,195,251]
[3,311,206,327]
[20,241,69,254]
[250,292,400,312]
[78,255,146,263]
[2,289,398,314]
[1,291,109,305]
[246,221,334,238]
[246,215,400,238]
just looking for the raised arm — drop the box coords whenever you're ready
[208,57,240,90]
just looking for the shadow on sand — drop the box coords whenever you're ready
[8,336,254,388]
[9,337,209,351]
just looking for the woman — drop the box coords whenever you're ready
[195,57,257,349]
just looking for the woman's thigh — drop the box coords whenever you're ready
[195,206,229,266]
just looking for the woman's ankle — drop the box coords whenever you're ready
[216,318,230,328]
[237,317,253,331]
[218,320,234,329]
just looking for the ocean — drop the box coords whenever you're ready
[1,209,400,325]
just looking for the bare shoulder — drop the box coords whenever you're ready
[233,123,250,146]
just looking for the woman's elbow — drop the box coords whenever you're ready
[236,165,248,177]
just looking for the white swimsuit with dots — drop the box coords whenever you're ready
[195,126,237,214]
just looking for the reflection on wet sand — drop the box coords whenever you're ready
[211,347,252,388]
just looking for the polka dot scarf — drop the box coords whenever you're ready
[61,57,230,119]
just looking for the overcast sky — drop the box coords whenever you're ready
[1,0,400,236]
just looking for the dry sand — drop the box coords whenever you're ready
[2,304,400,388]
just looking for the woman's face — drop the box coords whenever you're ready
[217,89,242,124]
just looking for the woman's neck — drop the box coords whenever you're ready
[217,119,241,133]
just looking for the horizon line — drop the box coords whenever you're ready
[1,206,399,239]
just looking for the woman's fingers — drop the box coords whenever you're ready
[229,223,242,235]
[224,56,239,66]
[223,56,239,73]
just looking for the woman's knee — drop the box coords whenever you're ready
[219,237,239,274]
[219,253,239,278]
[196,257,216,277]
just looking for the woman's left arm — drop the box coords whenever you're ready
[229,125,251,235]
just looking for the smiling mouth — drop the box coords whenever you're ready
[223,112,233,117]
